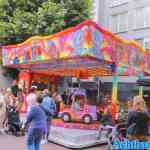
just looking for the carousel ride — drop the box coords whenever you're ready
[2,19,150,148]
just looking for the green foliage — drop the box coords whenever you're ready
[0,0,92,79]
[0,0,92,45]
[61,0,92,27]
[36,1,67,35]
[3,67,19,79]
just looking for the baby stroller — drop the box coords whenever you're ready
[107,121,127,150]
[5,105,24,136]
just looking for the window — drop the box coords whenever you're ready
[136,7,144,28]
[119,12,128,32]
[144,39,150,50]
[135,38,150,50]
[135,38,144,46]
[111,15,118,33]
[111,12,128,33]
[109,0,129,7]
[144,7,150,26]
[136,6,150,29]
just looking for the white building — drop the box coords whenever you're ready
[92,0,150,100]
[93,0,150,49]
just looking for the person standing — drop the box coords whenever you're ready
[52,89,62,116]
[4,88,16,107]
[41,89,56,143]
[61,91,68,105]
[11,80,19,97]
[17,89,28,126]
[24,94,47,150]
[26,87,37,113]
[127,97,134,113]
[126,96,150,141]
[97,105,114,140]
[0,89,6,134]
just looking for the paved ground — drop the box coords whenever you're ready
[0,134,107,150]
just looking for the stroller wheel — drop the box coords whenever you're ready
[3,120,8,131]
[14,132,18,136]
[9,125,17,135]
[21,131,25,136]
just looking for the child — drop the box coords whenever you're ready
[97,105,115,140]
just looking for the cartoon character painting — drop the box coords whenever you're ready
[73,29,83,56]
[22,47,26,64]
[30,40,42,61]
[144,52,150,73]
[100,35,113,62]
[17,48,24,64]
[92,28,103,59]
[81,26,97,56]
[30,41,37,60]
[129,46,144,68]
[59,34,74,58]
[13,48,19,64]
[73,26,103,59]
[2,48,9,65]
[26,45,31,62]
[44,40,57,59]
[115,42,126,64]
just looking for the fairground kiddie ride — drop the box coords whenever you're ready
[59,88,98,124]
[2,20,150,148]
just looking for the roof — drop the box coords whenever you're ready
[2,19,149,76]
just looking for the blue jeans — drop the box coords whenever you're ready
[27,128,44,150]
[46,119,52,140]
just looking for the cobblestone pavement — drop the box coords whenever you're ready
[0,134,107,150]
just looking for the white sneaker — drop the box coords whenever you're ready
[41,139,48,144]
[0,129,6,135]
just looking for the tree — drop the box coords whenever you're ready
[60,0,92,27]
[0,0,92,79]
[0,0,92,45]
[36,1,67,35]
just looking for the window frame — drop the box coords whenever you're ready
[111,12,128,33]
[135,6,150,29]
[109,0,129,8]
[118,12,128,32]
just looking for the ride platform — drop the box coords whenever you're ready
[49,119,109,149]
[51,119,99,130]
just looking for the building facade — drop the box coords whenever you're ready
[92,0,150,100]
[93,0,150,49]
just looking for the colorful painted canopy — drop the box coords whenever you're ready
[2,20,149,76]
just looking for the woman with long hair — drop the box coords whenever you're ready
[127,96,150,141]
